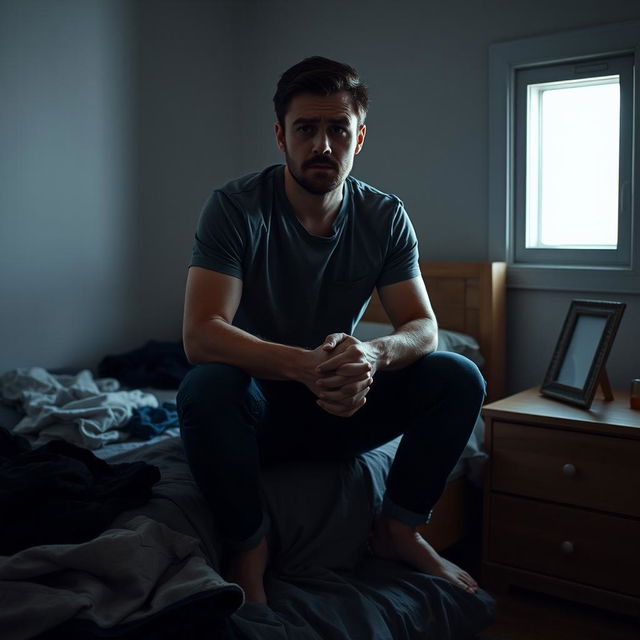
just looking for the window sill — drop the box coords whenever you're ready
[506,263,640,294]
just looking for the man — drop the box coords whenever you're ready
[177,57,484,604]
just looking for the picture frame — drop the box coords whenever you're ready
[541,299,626,409]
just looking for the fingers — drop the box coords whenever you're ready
[317,344,370,374]
[316,366,371,389]
[322,332,349,351]
[334,362,372,377]
[316,383,371,417]
[317,393,368,418]
[312,338,375,418]
[317,378,371,403]
[317,352,347,372]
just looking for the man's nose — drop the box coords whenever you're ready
[312,130,331,155]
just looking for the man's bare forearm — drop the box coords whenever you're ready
[184,317,307,381]
[367,317,438,371]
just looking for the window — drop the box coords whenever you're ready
[515,54,632,267]
[489,22,640,292]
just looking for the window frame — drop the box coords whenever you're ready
[489,21,640,293]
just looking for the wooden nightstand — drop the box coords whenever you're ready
[481,387,640,617]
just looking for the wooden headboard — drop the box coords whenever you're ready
[363,262,507,402]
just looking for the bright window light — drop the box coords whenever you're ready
[526,76,620,249]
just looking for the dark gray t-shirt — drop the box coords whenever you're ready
[190,164,419,349]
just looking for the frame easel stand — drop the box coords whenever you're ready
[598,368,614,402]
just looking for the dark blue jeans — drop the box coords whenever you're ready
[177,351,485,551]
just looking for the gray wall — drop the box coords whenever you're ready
[2,0,639,395]
[0,0,241,370]
[125,0,242,349]
[1,0,134,370]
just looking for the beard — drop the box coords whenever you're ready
[285,151,347,195]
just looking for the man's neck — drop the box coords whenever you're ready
[283,166,344,237]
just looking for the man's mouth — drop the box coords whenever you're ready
[304,154,338,169]
[306,162,336,169]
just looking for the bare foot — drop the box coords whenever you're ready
[370,516,478,594]
[224,536,268,604]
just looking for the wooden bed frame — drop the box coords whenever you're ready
[363,261,507,550]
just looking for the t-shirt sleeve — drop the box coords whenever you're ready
[377,203,420,287]
[189,191,245,279]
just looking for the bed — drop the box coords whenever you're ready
[0,261,505,639]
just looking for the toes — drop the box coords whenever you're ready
[456,579,474,593]
[458,570,478,588]
[457,573,478,593]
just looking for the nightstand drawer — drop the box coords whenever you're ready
[491,421,640,517]
[488,494,640,597]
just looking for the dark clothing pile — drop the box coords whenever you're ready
[97,341,193,389]
[0,427,160,555]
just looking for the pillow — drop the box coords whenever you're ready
[352,321,485,368]
[437,329,485,367]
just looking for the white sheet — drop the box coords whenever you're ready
[0,368,158,449]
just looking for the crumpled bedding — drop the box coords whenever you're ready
[0,368,158,449]
[108,437,496,639]
[0,366,496,638]
[233,562,493,640]
[0,515,243,640]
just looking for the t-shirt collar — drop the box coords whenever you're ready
[275,164,350,241]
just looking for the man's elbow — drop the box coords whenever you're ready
[182,327,205,365]
[420,316,438,355]
[182,341,200,365]
[182,316,228,364]
[184,351,201,366]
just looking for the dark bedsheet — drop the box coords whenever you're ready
[110,437,495,639]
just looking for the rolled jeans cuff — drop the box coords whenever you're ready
[381,495,432,526]
[227,511,270,552]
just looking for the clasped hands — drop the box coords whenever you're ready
[301,333,378,418]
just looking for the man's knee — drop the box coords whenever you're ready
[413,351,486,401]
[177,363,254,422]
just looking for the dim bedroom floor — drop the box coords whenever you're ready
[474,588,640,640]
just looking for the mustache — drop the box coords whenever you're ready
[303,156,338,169]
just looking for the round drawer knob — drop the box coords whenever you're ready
[561,541,574,555]
[562,463,577,477]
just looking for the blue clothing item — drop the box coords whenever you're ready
[190,164,420,350]
[126,402,179,440]
[177,352,486,551]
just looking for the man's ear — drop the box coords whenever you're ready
[354,124,367,156]
[275,122,286,152]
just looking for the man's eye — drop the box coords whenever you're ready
[332,126,347,135]
[297,125,313,134]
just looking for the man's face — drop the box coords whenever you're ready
[275,91,366,195]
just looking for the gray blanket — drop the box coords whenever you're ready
[109,437,495,639]
[0,515,242,640]
[0,414,494,638]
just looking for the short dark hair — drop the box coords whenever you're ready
[273,56,369,127]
